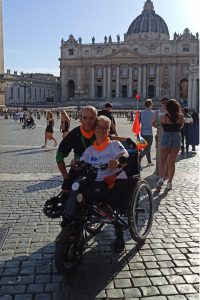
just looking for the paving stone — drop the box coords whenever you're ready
[158,284,178,295]
[183,275,199,284]
[132,277,151,287]
[106,289,124,298]
[175,284,197,294]
[114,278,132,288]
[123,288,141,298]
[150,276,168,286]
[141,286,160,296]
[26,284,44,294]
[34,294,51,300]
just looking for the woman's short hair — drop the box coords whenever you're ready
[96,115,111,128]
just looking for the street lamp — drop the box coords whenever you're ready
[74,87,84,108]
[19,81,32,111]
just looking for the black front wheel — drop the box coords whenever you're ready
[55,227,85,277]
[128,180,153,243]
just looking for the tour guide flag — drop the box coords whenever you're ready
[132,110,148,150]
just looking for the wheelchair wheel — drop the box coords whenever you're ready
[31,123,36,129]
[55,227,85,277]
[128,180,153,243]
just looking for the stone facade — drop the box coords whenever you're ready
[59,0,199,109]
[5,70,60,107]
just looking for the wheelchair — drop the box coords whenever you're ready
[43,139,153,276]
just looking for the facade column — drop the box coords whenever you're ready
[170,64,176,98]
[77,67,82,90]
[156,65,160,97]
[187,77,193,109]
[116,66,120,99]
[91,66,95,98]
[137,65,142,95]
[142,65,146,98]
[192,78,197,109]
[128,65,132,98]
[103,66,107,98]
[107,65,111,98]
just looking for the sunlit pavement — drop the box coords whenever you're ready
[0,115,199,300]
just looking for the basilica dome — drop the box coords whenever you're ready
[127,0,169,40]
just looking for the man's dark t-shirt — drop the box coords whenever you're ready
[98,109,116,134]
[56,126,95,163]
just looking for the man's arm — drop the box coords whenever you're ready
[56,130,75,178]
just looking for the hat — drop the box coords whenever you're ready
[105,102,112,108]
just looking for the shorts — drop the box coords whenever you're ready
[161,131,181,148]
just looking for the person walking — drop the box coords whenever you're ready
[156,99,184,191]
[188,110,199,151]
[152,97,169,176]
[140,99,154,166]
[180,107,193,153]
[42,112,57,148]
[60,110,70,138]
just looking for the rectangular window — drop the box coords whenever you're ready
[148,66,156,76]
[182,65,188,75]
[18,87,20,99]
[183,44,189,52]
[69,49,74,55]
[85,50,89,55]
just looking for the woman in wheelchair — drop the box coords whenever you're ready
[80,115,130,253]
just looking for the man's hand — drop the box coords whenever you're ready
[108,159,118,169]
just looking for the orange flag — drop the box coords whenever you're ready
[132,110,141,135]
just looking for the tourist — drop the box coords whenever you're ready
[60,110,70,138]
[42,112,57,148]
[140,99,154,166]
[156,99,184,191]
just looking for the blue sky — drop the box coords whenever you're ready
[3,0,199,76]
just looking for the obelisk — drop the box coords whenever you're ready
[0,0,5,107]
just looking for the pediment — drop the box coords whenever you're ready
[108,48,141,58]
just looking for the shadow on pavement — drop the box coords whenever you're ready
[25,176,62,193]
[0,229,144,300]
[176,152,197,162]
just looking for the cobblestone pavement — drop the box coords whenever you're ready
[0,115,199,300]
